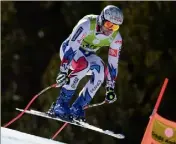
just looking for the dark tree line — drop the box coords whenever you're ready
[1,1,176,144]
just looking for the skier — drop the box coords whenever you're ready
[47,5,123,121]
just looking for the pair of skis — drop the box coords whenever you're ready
[16,101,125,140]
[4,83,125,140]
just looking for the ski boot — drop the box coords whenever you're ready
[54,101,72,121]
[70,91,92,122]
[70,106,86,122]
[49,87,75,121]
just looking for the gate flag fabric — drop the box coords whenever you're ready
[141,78,176,144]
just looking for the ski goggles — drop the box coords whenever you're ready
[103,21,119,31]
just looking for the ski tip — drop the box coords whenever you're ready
[16,108,21,111]
[104,130,125,139]
[16,108,26,112]
[116,134,125,139]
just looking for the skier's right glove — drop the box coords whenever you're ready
[56,72,69,87]
[105,87,117,103]
[56,60,70,87]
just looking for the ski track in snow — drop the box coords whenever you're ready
[1,127,66,144]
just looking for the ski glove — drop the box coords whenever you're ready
[105,87,117,103]
[56,72,69,87]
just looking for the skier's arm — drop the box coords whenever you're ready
[60,18,90,73]
[56,18,90,87]
[105,32,122,103]
[106,32,122,89]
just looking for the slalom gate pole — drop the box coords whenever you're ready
[3,84,57,128]
[141,78,169,144]
[152,78,169,115]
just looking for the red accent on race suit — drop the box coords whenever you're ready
[70,56,88,76]
[109,48,118,57]
[61,58,69,66]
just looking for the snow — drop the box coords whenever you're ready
[1,127,66,144]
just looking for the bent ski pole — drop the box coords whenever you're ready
[84,100,106,109]
[3,83,57,128]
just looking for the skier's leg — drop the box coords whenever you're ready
[70,53,106,120]
[53,47,91,118]
[48,39,70,116]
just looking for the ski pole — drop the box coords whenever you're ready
[84,100,106,109]
[3,84,57,128]
[51,100,107,140]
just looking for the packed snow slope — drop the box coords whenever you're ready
[1,127,66,144]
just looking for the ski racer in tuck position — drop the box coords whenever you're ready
[47,5,124,122]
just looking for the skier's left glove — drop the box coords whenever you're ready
[105,87,117,103]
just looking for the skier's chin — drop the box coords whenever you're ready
[103,31,112,36]
[101,27,113,36]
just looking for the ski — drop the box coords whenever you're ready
[16,108,125,139]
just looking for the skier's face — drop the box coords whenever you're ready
[101,20,119,36]
[101,26,113,36]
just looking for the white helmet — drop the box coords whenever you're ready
[98,5,123,25]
